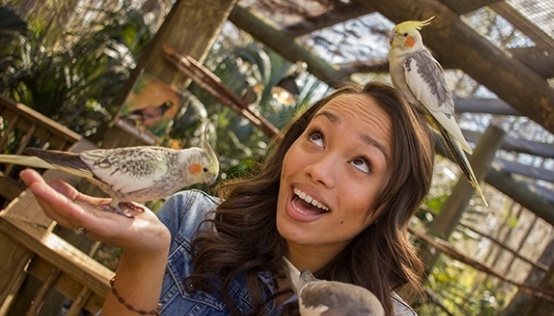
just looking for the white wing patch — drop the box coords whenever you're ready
[403,52,472,153]
[403,50,454,115]
[80,149,169,194]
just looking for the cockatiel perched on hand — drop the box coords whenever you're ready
[283,257,384,316]
[388,16,487,206]
[0,124,219,216]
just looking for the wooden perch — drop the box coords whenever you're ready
[161,45,281,138]
[409,227,554,303]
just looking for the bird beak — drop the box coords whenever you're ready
[204,174,218,185]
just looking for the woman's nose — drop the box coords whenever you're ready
[305,155,337,188]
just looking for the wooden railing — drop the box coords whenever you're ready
[0,96,111,315]
[0,95,81,206]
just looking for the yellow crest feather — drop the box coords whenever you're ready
[394,16,435,31]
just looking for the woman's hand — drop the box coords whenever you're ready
[19,169,170,260]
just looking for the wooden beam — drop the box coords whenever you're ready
[358,0,554,134]
[434,128,554,220]
[228,4,351,88]
[284,1,373,36]
[463,130,554,159]
[454,96,521,115]
[491,1,554,51]
[27,257,105,313]
[509,47,554,79]
[429,125,505,238]
[0,216,113,297]
[439,0,503,15]
[493,158,554,184]
[486,168,554,226]
[101,0,238,148]
[337,58,389,75]
[138,0,238,92]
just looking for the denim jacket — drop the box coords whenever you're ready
[156,190,417,315]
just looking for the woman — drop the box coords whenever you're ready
[21,81,435,315]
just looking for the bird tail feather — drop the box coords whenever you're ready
[24,148,92,179]
[443,133,488,206]
[0,155,54,169]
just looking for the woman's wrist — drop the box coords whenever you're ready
[103,248,169,315]
[120,224,171,263]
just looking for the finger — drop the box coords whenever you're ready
[20,170,81,220]
[19,169,49,188]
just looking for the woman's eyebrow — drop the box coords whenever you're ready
[314,110,340,123]
[360,134,389,160]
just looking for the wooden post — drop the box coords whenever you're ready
[99,0,238,149]
[522,263,554,315]
[421,124,506,269]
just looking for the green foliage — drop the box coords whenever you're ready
[171,33,327,177]
[0,5,152,135]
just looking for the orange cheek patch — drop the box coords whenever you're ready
[405,36,416,48]
[188,163,202,175]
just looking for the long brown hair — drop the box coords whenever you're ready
[189,81,435,315]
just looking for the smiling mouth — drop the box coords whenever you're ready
[292,188,330,213]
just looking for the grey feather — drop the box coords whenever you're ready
[283,257,384,316]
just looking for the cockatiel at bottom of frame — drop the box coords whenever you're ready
[283,257,384,316]
[0,139,219,217]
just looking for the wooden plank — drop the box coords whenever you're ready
[27,257,105,314]
[454,96,521,116]
[463,130,554,159]
[100,0,238,149]
[119,0,238,101]
[0,177,25,201]
[0,233,33,313]
[66,287,93,316]
[284,1,373,36]
[229,4,351,87]
[509,47,554,79]
[0,95,81,145]
[26,267,61,316]
[0,216,113,296]
[491,1,554,51]
[428,124,506,241]
[0,113,19,150]
[439,0,502,15]
[493,158,554,184]
[0,112,70,150]
[486,169,554,225]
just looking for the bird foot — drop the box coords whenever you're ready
[101,202,145,218]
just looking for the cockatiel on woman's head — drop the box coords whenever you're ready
[388,16,487,206]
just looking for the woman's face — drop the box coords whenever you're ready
[276,93,393,263]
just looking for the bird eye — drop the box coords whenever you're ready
[203,167,208,172]
[403,32,408,37]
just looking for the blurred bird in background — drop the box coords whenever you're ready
[121,100,174,131]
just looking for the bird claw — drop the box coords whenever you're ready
[101,202,144,218]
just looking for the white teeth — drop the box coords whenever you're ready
[293,188,329,211]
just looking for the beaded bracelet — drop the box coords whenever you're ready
[109,276,162,315]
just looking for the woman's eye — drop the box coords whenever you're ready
[308,132,324,147]
[351,157,371,174]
